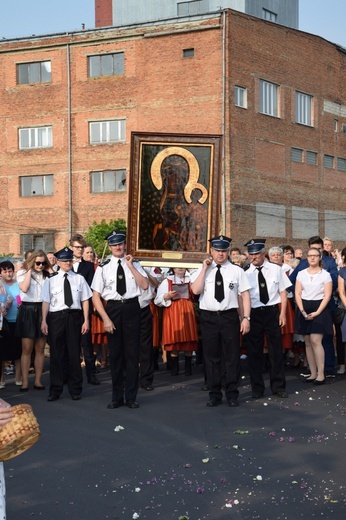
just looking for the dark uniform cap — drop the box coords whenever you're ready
[105,230,126,246]
[54,247,73,261]
[208,235,232,251]
[244,238,266,254]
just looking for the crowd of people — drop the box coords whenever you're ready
[0,233,345,412]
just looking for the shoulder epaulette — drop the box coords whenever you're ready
[48,271,58,278]
[100,259,111,267]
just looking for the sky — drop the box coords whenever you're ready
[0,0,345,46]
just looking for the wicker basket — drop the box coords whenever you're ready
[0,404,41,461]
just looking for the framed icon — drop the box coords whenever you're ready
[127,132,222,266]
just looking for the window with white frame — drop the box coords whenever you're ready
[259,80,278,117]
[91,170,126,193]
[19,126,52,150]
[21,234,54,255]
[291,147,303,163]
[89,120,126,144]
[306,151,317,165]
[20,175,54,197]
[88,52,124,77]
[17,61,51,84]
[337,157,346,172]
[295,92,312,126]
[324,154,334,169]
[234,86,247,108]
[262,9,277,22]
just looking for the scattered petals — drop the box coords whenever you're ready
[202,458,209,463]
[135,487,141,492]
[132,514,140,519]
[114,425,125,432]
[255,475,262,481]
[234,429,249,435]
[294,401,300,406]
[263,402,268,406]
[196,486,204,494]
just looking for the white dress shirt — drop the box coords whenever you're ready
[245,260,291,308]
[91,256,147,300]
[190,260,251,311]
[40,270,92,311]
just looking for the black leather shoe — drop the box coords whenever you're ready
[273,391,289,398]
[313,379,325,386]
[252,392,264,399]
[87,376,100,385]
[71,395,81,400]
[227,399,239,407]
[141,385,154,391]
[206,399,222,407]
[20,387,29,393]
[107,401,124,409]
[47,395,59,402]
[34,385,46,390]
[303,377,316,383]
[126,400,139,409]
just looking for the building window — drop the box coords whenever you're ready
[178,0,209,16]
[334,120,338,132]
[183,48,194,58]
[259,80,278,117]
[17,61,51,84]
[234,86,247,108]
[337,158,346,172]
[21,234,54,255]
[306,151,317,165]
[19,126,52,150]
[291,147,303,163]
[89,120,126,144]
[20,175,54,197]
[88,53,124,77]
[324,154,334,169]
[295,92,312,126]
[262,9,277,22]
[91,170,126,193]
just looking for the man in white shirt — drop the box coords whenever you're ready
[244,239,290,399]
[191,235,251,408]
[41,247,92,401]
[91,231,148,409]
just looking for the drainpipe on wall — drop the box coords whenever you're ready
[221,9,227,233]
[67,43,72,238]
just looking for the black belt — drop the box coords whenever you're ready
[252,304,278,311]
[49,309,82,315]
[201,309,238,316]
[108,297,138,305]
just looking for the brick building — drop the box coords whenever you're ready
[0,9,345,255]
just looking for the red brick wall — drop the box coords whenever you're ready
[95,0,113,27]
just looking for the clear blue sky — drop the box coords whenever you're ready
[0,0,345,46]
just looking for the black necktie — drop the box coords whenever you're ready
[117,259,126,296]
[215,264,225,302]
[257,267,269,305]
[64,273,73,307]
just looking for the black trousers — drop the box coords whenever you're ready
[47,310,83,397]
[246,305,286,394]
[139,305,154,387]
[199,309,240,401]
[106,299,141,402]
[81,324,95,380]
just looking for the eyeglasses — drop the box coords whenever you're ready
[35,261,46,266]
[72,245,84,249]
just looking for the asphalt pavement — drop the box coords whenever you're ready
[2,359,346,520]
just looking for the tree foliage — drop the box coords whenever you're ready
[85,219,126,258]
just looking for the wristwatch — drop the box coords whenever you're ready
[242,316,251,321]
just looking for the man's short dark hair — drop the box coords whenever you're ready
[308,236,323,247]
[230,247,241,254]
